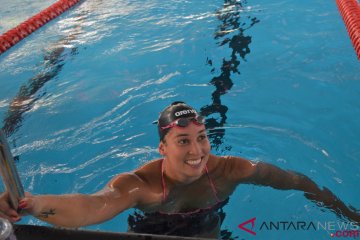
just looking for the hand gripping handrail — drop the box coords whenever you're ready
[336,0,360,60]
[0,0,81,55]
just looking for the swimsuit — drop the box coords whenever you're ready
[127,159,229,237]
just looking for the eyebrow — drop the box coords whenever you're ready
[175,129,206,138]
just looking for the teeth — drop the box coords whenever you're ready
[186,158,202,165]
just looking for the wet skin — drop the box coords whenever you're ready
[0,122,359,233]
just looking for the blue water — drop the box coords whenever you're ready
[1,0,359,239]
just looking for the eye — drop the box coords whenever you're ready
[178,138,190,145]
[198,135,207,141]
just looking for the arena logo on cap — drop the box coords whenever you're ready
[174,109,196,117]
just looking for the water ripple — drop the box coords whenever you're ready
[0,99,9,108]
[221,123,331,158]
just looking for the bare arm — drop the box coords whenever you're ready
[226,156,360,223]
[11,172,145,227]
[21,192,123,227]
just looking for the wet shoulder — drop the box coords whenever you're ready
[206,155,237,182]
[133,159,164,209]
[206,155,257,196]
[133,159,163,191]
[208,155,257,183]
[108,159,162,192]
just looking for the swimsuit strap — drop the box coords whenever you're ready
[161,159,221,203]
[204,164,221,203]
[161,159,166,203]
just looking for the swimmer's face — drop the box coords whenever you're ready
[159,122,211,181]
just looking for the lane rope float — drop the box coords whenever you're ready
[336,0,360,60]
[0,0,82,55]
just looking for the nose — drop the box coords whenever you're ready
[189,141,202,156]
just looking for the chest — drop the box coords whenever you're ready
[140,175,236,213]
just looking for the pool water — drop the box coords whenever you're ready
[1,0,359,239]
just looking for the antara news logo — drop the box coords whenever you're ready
[238,217,360,238]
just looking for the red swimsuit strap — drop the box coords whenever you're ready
[161,159,167,203]
[204,164,221,203]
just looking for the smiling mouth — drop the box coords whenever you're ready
[185,157,203,166]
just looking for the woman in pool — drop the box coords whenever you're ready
[0,101,359,238]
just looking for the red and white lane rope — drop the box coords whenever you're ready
[0,0,81,55]
[336,0,360,60]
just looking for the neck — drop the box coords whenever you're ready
[162,159,201,186]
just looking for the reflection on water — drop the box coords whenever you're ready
[1,22,86,137]
[1,40,76,137]
[201,0,259,150]
[203,1,260,239]
[1,0,143,138]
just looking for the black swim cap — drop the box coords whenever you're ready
[156,101,200,142]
